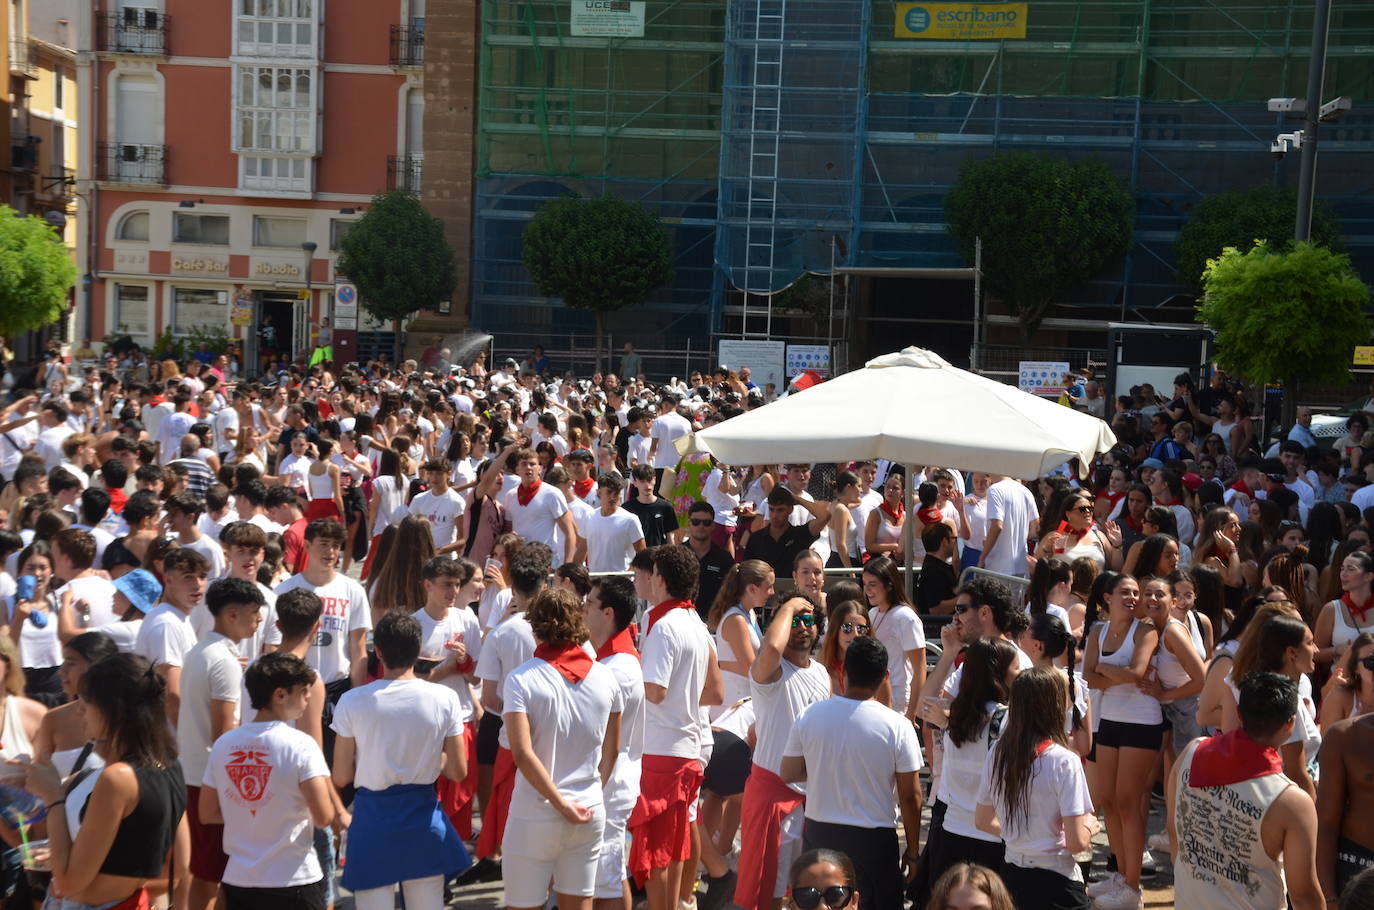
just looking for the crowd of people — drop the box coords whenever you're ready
[0,345,1372,910]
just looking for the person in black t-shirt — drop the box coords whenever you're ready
[623,463,679,546]
[684,500,734,618]
[740,486,829,578]
[916,521,959,613]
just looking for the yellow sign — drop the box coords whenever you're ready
[895,2,1027,39]
[1355,346,1374,365]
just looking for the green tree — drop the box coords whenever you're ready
[0,206,77,337]
[336,190,456,323]
[1174,185,1343,289]
[945,152,1134,337]
[1198,240,1370,427]
[522,193,673,373]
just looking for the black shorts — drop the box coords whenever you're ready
[476,711,504,765]
[702,729,753,797]
[1094,718,1166,752]
[223,880,325,910]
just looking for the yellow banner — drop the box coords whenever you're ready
[1355,345,1374,365]
[895,2,1028,39]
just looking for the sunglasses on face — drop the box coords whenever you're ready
[791,614,817,628]
[1071,505,1094,514]
[791,886,854,910]
[954,602,974,614]
[689,518,713,527]
[1360,655,1374,672]
[839,622,868,635]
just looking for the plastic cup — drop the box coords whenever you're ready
[19,839,49,871]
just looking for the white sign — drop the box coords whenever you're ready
[570,0,645,37]
[334,282,358,320]
[334,316,357,330]
[786,344,831,379]
[719,340,786,397]
[1018,360,1071,397]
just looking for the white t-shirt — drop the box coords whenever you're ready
[204,720,329,888]
[156,412,197,465]
[415,606,483,722]
[504,657,623,820]
[870,604,926,712]
[8,595,60,669]
[409,488,467,551]
[332,677,464,790]
[503,482,569,553]
[56,575,120,630]
[135,603,197,669]
[479,586,513,632]
[984,478,1038,577]
[37,424,74,471]
[277,454,313,492]
[785,696,923,828]
[943,643,1034,698]
[977,741,1093,862]
[582,508,645,573]
[190,581,279,660]
[749,658,831,778]
[641,607,713,758]
[474,611,537,750]
[628,434,652,468]
[601,650,645,816]
[273,573,371,685]
[703,468,740,528]
[369,475,409,536]
[176,632,243,783]
[650,411,692,469]
[184,535,227,581]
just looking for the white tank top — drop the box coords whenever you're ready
[714,606,762,714]
[1173,738,1290,910]
[307,465,335,500]
[0,696,33,760]
[1329,597,1374,657]
[1152,617,1195,689]
[1097,619,1163,724]
[1214,419,1237,452]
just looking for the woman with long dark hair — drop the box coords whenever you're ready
[24,653,188,909]
[33,631,119,777]
[1315,550,1374,666]
[1319,631,1374,729]
[862,555,925,720]
[1020,613,1091,757]
[925,638,1017,888]
[362,446,409,580]
[976,668,1097,910]
[707,560,774,711]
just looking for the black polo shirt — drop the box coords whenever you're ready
[743,524,819,578]
[693,544,736,619]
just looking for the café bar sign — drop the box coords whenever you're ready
[895,2,1028,39]
[171,255,229,276]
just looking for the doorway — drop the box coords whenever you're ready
[255,291,298,374]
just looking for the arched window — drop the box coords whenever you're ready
[116,211,149,241]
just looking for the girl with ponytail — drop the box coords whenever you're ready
[1021,612,1092,757]
[707,560,775,711]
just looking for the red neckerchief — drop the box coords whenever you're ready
[1229,480,1252,497]
[596,626,640,662]
[573,478,595,500]
[1187,729,1284,788]
[534,642,594,682]
[1343,591,1374,624]
[108,488,128,514]
[1034,739,1054,758]
[916,506,943,525]
[517,479,542,507]
[1056,520,1094,545]
[645,599,695,636]
[879,500,904,524]
[1123,513,1143,533]
[1107,491,1125,507]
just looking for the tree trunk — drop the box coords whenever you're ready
[594,311,606,376]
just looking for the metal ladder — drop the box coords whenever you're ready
[740,0,785,338]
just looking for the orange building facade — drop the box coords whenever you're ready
[79,0,427,368]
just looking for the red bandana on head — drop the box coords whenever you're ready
[573,478,595,500]
[1344,591,1374,625]
[596,626,640,662]
[535,642,594,682]
[517,478,542,507]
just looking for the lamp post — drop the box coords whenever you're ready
[301,241,317,360]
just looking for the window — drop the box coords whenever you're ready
[236,0,315,58]
[115,74,161,144]
[329,218,355,251]
[115,211,149,241]
[236,64,317,193]
[173,288,229,335]
[114,284,152,338]
[54,67,64,110]
[173,214,230,245]
[253,215,306,248]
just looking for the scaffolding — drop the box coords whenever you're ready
[471,0,1374,347]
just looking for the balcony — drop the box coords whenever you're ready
[97,142,167,184]
[9,39,36,77]
[10,136,40,172]
[389,23,424,67]
[99,9,169,55]
[387,154,423,194]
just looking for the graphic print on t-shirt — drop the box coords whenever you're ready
[315,594,350,649]
[225,748,274,813]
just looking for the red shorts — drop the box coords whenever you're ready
[186,785,229,882]
[627,754,704,885]
[305,498,342,522]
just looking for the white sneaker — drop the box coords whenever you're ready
[1094,884,1143,910]
[1147,832,1171,854]
[1086,872,1124,898]
[1141,848,1158,875]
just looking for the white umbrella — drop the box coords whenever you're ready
[678,347,1115,479]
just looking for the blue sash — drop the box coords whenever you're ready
[341,783,472,891]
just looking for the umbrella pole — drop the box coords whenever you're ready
[903,463,916,602]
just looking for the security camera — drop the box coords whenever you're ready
[1268,97,1305,114]
[1271,139,1288,160]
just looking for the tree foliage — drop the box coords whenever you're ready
[945,152,1134,335]
[1174,186,1343,289]
[0,206,77,336]
[336,190,457,323]
[522,193,673,371]
[1197,240,1369,390]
